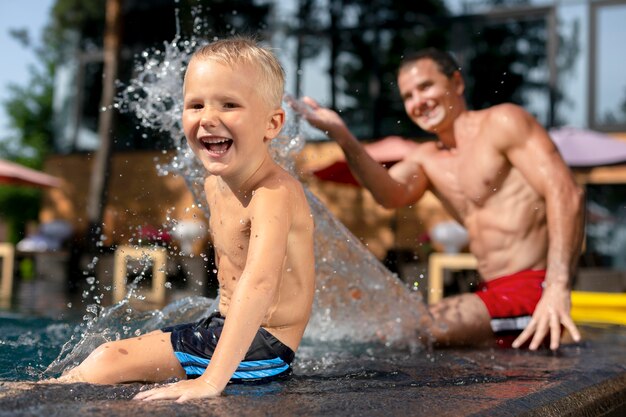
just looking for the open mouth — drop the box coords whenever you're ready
[201,137,233,155]
[418,105,439,122]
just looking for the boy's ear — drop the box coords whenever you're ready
[265,108,286,141]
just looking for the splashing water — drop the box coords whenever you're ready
[45,30,430,377]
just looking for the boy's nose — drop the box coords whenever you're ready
[200,110,218,127]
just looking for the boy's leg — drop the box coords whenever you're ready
[59,330,186,384]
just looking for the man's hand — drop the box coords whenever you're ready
[133,378,221,402]
[512,284,581,351]
[286,95,350,140]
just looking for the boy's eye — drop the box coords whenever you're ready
[223,102,238,109]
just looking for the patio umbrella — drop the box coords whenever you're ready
[548,127,626,168]
[0,159,62,188]
[312,136,418,186]
[312,128,626,185]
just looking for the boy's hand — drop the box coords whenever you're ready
[133,379,221,402]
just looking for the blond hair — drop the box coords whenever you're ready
[190,36,285,109]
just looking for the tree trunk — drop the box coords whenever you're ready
[86,0,122,251]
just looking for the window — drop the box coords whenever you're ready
[589,0,626,131]
[584,183,626,269]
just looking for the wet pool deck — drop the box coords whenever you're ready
[1,324,624,417]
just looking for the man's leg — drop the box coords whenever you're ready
[58,330,186,384]
[426,293,494,347]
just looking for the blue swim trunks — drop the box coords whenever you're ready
[162,312,295,382]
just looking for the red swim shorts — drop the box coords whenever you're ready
[476,269,546,319]
[475,269,546,348]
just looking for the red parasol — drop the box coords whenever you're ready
[0,159,62,188]
[312,136,418,186]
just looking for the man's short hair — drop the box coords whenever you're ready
[398,48,461,79]
[190,36,285,109]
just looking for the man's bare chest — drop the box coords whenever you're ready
[426,146,512,212]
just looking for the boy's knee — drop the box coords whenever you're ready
[90,341,125,364]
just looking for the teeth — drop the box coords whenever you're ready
[201,137,229,144]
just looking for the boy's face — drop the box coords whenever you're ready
[182,58,284,178]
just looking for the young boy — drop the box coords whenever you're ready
[57,37,316,401]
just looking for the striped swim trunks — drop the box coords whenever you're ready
[162,312,294,382]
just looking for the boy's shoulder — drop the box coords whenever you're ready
[261,165,304,190]
[258,169,304,200]
[248,169,307,212]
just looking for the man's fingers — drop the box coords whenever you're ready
[301,96,319,109]
[512,321,534,348]
[562,315,581,343]
[549,310,561,350]
[529,317,549,350]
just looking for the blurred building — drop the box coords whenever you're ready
[41,0,626,274]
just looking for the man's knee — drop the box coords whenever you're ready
[424,295,494,347]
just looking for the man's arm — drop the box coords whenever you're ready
[294,96,429,208]
[495,104,583,350]
[135,186,291,401]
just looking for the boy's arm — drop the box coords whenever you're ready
[296,96,429,208]
[135,186,292,401]
[196,185,290,388]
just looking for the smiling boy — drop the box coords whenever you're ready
[56,37,316,401]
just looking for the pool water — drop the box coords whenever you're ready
[0,312,76,381]
[0,300,419,383]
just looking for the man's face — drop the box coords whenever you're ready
[182,58,282,177]
[397,58,464,133]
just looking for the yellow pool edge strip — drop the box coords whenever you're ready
[571,291,626,326]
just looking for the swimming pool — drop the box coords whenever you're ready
[0,312,73,381]
[1,303,625,416]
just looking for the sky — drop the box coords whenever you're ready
[0,0,56,135]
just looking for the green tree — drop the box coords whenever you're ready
[326,0,449,139]
[0,31,55,243]
[285,0,451,139]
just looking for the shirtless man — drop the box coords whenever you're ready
[56,37,315,401]
[297,48,583,350]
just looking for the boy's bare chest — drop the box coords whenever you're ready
[208,195,251,258]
